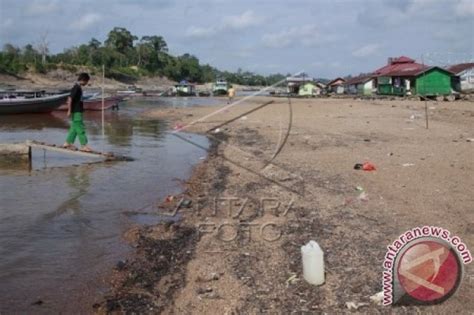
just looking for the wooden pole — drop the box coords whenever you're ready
[102,64,105,138]
[422,54,429,129]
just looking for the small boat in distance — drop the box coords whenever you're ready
[0,90,69,115]
[56,95,124,111]
[174,80,196,96]
[212,79,229,96]
[117,85,142,96]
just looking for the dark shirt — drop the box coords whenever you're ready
[70,83,83,113]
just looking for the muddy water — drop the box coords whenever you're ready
[0,98,210,313]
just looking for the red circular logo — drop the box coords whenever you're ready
[396,239,462,304]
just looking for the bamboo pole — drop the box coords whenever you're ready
[422,54,429,129]
[102,64,105,138]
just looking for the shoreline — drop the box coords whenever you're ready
[97,96,473,313]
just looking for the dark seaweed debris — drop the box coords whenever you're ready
[103,224,197,314]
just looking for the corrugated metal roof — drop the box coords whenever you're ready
[447,63,474,74]
[344,74,373,85]
[373,56,426,76]
[327,77,346,86]
[378,66,455,77]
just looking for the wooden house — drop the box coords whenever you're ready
[377,67,454,97]
[447,63,474,93]
[344,75,375,95]
[326,77,345,94]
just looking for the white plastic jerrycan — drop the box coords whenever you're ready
[301,240,325,285]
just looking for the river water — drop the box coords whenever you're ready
[0,97,216,313]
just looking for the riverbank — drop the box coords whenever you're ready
[100,96,473,313]
[0,71,258,93]
[0,70,175,91]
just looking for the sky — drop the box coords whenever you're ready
[0,0,473,78]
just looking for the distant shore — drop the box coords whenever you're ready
[0,71,264,94]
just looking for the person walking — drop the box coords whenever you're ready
[63,73,93,152]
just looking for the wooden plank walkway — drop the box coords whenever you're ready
[25,140,134,162]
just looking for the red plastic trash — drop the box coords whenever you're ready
[362,162,376,171]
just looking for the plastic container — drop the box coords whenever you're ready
[301,240,325,285]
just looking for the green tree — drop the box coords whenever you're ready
[105,27,137,54]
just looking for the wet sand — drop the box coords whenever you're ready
[100,96,473,313]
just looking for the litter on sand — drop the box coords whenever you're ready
[369,291,384,305]
[345,301,369,310]
[354,162,376,171]
[357,191,369,202]
[402,163,415,167]
[173,123,184,131]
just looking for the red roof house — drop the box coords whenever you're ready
[373,56,426,76]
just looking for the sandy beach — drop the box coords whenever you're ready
[98,96,474,314]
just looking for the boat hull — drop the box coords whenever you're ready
[57,96,123,111]
[176,90,196,97]
[212,89,228,96]
[0,94,69,115]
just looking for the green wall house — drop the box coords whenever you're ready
[377,67,454,97]
[413,67,453,96]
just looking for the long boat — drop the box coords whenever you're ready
[56,95,124,111]
[0,92,69,115]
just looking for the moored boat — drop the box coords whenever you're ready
[212,79,229,96]
[174,80,196,96]
[0,91,69,115]
[56,95,124,111]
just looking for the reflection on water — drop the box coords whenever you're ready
[0,99,210,313]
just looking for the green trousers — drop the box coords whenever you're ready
[66,112,88,146]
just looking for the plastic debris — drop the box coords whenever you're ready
[180,199,192,208]
[173,123,184,131]
[467,138,474,142]
[402,163,415,167]
[286,274,299,287]
[345,301,369,310]
[355,186,364,191]
[357,191,369,202]
[301,240,325,285]
[369,291,384,305]
[363,162,376,171]
[240,116,248,120]
[165,195,174,203]
[354,162,376,171]
[213,128,221,134]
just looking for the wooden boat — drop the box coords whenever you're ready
[117,86,142,96]
[212,79,229,96]
[0,91,69,115]
[198,91,211,97]
[57,95,124,111]
[174,80,196,96]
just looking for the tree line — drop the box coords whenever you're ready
[0,27,286,86]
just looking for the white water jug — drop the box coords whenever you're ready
[301,240,325,285]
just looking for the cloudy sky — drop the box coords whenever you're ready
[0,0,473,78]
